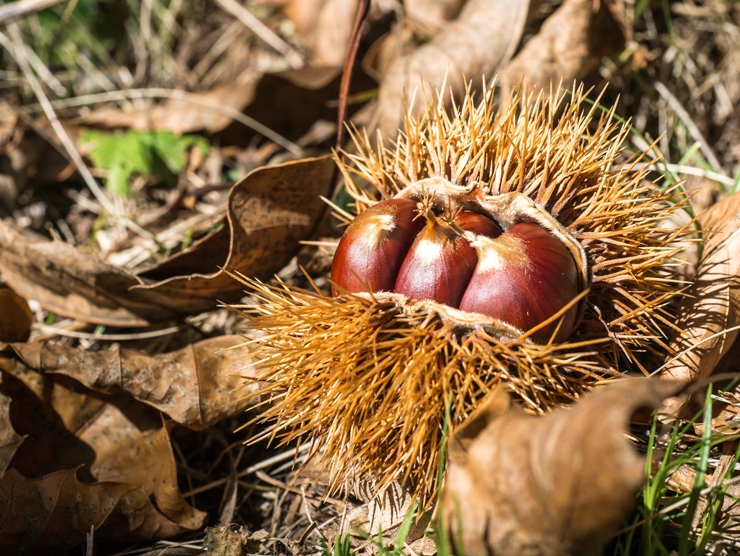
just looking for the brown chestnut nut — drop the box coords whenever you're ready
[331,198,423,295]
[459,222,580,343]
[454,211,502,238]
[393,211,478,308]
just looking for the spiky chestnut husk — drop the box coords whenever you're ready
[236,84,688,504]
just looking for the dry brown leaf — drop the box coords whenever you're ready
[662,192,740,415]
[0,287,32,342]
[310,0,359,67]
[80,79,260,134]
[133,155,334,311]
[0,156,334,325]
[78,67,341,139]
[9,335,253,430]
[405,0,466,32]
[370,0,531,140]
[0,468,149,555]
[0,383,23,475]
[443,379,684,556]
[0,222,161,327]
[497,0,630,93]
[0,350,206,553]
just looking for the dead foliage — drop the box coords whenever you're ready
[0,0,738,553]
[498,0,630,94]
[7,335,254,429]
[443,379,685,556]
[0,156,333,326]
[663,192,740,416]
[0,334,254,554]
[0,287,32,342]
[369,0,630,140]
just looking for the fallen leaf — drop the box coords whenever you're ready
[662,192,740,416]
[134,155,334,310]
[0,222,157,327]
[0,349,208,554]
[370,0,531,140]
[405,0,466,32]
[0,383,23,475]
[80,79,260,135]
[0,156,334,325]
[309,0,359,67]
[0,287,32,342]
[443,379,684,556]
[498,0,630,93]
[9,335,254,430]
[80,411,204,531]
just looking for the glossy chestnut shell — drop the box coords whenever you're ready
[331,198,581,343]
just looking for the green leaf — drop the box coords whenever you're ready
[81,129,209,197]
[148,131,207,173]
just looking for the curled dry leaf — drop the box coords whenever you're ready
[443,379,684,556]
[370,0,531,140]
[0,350,206,554]
[497,0,630,94]
[0,221,153,326]
[662,192,740,416]
[0,287,32,342]
[9,335,254,430]
[0,156,334,325]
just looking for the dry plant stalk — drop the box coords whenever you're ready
[234,83,688,504]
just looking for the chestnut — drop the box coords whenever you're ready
[331,198,423,295]
[459,222,580,343]
[454,210,502,238]
[393,213,478,308]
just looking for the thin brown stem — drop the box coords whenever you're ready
[326,0,371,201]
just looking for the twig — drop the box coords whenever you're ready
[213,0,302,68]
[35,324,182,341]
[183,443,313,497]
[335,0,371,154]
[1,26,116,213]
[0,0,66,25]
[13,36,66,95]
[255,470,344,505]
[322,0,371,220]
[17,87,304,156]
[654,81,726,176]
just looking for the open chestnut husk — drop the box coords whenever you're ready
[238,84,688,503]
